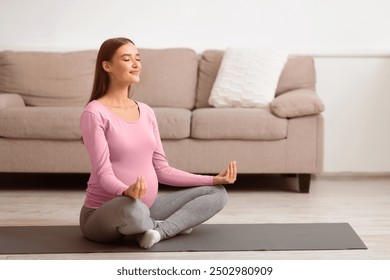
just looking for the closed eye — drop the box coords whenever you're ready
[123,58,141,62]
[121,53,140,61]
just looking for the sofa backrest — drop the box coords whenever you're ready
[133,48,198,109]
[0,48,315,109]
[196,50,316,108]
[0,50,97,106]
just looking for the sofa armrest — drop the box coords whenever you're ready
[0,93,26,110]
[270,89,324,118]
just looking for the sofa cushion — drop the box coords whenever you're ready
[275,56,316,96]
[0,50,97,106]
[0,107,83,140]
[153,108,191,139]
[133,48,198,109]
[208,48,288,108]
[196,50,224,108]
[270,89,325,118]
[196,50,316,108]
[191,107,287,140]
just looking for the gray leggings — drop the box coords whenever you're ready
[79,185,228,243]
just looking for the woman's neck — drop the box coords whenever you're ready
[102,84,133,107]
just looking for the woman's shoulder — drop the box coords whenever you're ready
[84,100,101,112]
[137,101,156,117]
[84,100,111,115]
[81,100,107,121]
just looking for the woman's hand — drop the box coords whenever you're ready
[213,161,237,185]
[123,176,147,199]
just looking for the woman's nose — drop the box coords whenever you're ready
[131,59,138,68]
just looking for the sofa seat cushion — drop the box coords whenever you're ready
[0,107,83,140]
[191,108,287,140]
[153,108,191,140]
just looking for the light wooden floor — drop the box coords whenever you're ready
[0,174,389,260]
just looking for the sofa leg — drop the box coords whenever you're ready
[298,174,311,193]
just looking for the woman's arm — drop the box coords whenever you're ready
[80,111,129,195]
[150,111,237,186]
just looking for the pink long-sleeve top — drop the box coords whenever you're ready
[80,100,214,209]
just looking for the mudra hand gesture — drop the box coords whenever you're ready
[213,161,237,185]
[123,176,147,199]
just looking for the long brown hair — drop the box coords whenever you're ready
[88,37,135,103]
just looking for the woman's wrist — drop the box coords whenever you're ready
[122,187,129,196]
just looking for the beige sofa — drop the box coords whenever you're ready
[0,48,324,192]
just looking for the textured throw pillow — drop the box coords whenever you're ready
[208,48,288,108]
[270,89,325,118]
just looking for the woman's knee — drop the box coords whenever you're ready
[113,197,149,218]
[205,185,228,210]
[119,198,154,232]
[80,212,124,243]
[80,197,153,242]
[216,185,228,208]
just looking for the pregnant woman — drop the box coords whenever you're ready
[79,37,237,249]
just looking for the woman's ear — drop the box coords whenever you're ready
[102,61,111,72]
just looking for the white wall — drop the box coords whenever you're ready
[316,56,390,173]
[1,0,390,173]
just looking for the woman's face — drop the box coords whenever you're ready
[103,42,141,85]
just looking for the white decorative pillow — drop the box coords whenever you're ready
[208,48,288,108]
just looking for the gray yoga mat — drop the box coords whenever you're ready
[0,223,366,254]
